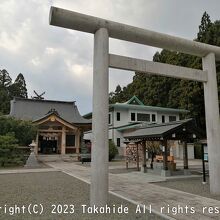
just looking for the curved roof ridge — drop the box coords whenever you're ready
[10,97,91,124]
[13,97,76,105]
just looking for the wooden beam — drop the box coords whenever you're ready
[109,54,208,82]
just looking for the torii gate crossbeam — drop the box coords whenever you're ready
[49,6,220,205]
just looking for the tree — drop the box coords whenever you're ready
[0,69,28,114]
[115,85,122,94]
[0,69,12,88]
[0,116,37,146]
[109,140,118,161]
[0,133,18,167]
[0,87,10,114]
[146,141,161,169]
[197,12,212,43]
[9,73,28,98]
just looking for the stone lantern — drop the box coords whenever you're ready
[24,140,41,168]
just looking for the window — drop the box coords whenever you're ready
[169,116,177,122]
[162,115,165,123]
[152,114,156,122]
[117,112,120,121]
[117,138,120,147]
[137,113,150,122]
[131,112,136,121]
[108,113,111,124]
[66,135,75,146]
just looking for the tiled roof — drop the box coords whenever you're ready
[9,97,91,124]
[123,118,202,140]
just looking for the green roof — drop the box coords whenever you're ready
[115,122,142,131]
[110,103,188,113]
[124,95,144,105]
[83,96,189,117]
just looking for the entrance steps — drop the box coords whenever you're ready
[37,154,79,162]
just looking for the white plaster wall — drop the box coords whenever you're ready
[157,112,180,123]
[128,109,158,123]
[113,130,124,146]
[113,108,129,127]
[112,107,180,126]
[177,143,195,159]
[108,129,113,140]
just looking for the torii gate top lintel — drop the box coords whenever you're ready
[49,6,220,60]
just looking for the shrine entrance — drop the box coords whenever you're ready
[34,112,82,155]
[39,136,58,154]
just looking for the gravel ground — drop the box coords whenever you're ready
[0,171,163,220]
[153,177,220,201]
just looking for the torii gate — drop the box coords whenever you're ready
[49,6,220,205]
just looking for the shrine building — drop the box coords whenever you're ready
[9,97,91,155]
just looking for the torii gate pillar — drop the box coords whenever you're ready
[202,53,220,194]
[90,28,109,205]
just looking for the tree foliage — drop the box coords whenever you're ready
[109,140,118,161]
[0,116,37,146]
[0,133,18,167]
[0,69,12,88]
[0,70,28,114]
[109,12,220,131]
[0,133,30,167]
[9,73,28,99]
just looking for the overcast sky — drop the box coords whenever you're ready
[0,0,220,115]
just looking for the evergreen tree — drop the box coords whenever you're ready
[197,12,212,43]
[0,87,10,114]
[0,69,12,114]
[9,73,28,98]
[0,70,28,114]
[0,69,12,88]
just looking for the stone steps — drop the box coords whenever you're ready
[37,154,79,162]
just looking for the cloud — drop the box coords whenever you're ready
[0,0,220,114]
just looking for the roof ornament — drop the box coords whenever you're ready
[47,108,60,116]
[31,90,46,100]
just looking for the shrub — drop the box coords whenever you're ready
[0,116,37,146]
[0,134,22,167]
[109,140,118,161]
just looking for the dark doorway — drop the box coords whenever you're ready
[39,136,58,154]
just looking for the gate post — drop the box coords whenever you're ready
[202,52,220,195]
[90,28,109,205]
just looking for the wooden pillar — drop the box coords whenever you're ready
[136,143,140,171]
[35,132,39,155]
[75,130,80,154]
[163,140,168,171]
[183,141,188,169]
[125,143,129,169]
[141,141,147,173]
[61,127,66,155]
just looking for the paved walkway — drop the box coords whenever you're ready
[46,161,220,220]
[0,167,56,174]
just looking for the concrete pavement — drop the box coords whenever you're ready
[46,161,220,220]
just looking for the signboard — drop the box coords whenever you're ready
[204,153,208,162]
[203,144,208,162]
